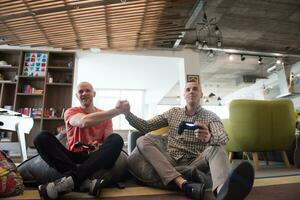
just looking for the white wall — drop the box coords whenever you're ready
[75,51,183,109]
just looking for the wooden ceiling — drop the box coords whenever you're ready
[0,0,197,50]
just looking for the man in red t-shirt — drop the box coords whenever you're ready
[34,82,125,200]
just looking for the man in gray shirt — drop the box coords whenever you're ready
[119,80,254,200]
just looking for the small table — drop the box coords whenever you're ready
[0,108,34,161]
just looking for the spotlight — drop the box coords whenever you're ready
[216,39,222,47]
[208,93,216,98]
[276,58,282,64]
[202,41,208,49]
[258,56,263,64]
[229,54,234,61]
[208,50,214,58]
[215,25,220,35]
[195,40,201,49]
[241,55,246,61]
[217,97,222,101]
[203,12,208,21]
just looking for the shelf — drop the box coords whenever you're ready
[16,93,43,96]
[0,81,16,84]
[33,117,42,120]
[43,117,64,120]
[18,75,45,80]
[46,82,72,86]
[0,66,18,70]
[0,50,74,143]
[47,66,73,71]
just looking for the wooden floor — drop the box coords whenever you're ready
[4,169,300,200]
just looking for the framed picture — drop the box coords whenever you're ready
[186,74,200,83]
[23,52,48,76]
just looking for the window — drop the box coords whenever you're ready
[93,89,144,130]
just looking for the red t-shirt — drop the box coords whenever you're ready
[64,107,113,152]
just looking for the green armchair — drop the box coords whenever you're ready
[224,99,296,170]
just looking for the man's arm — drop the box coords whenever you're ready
[69,108,121,128]
[208,120,229,146]
[125,112,168,133]
[119,100,169,133]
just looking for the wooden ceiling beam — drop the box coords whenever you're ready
[0,0,124,21]
[63,0,81,48]
[21,0,52,46]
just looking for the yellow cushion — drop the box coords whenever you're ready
[150,127,169,135]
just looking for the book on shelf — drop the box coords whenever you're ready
[18,107,43,118]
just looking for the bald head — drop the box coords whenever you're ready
[76,82,95,108]
[77,82,94,92]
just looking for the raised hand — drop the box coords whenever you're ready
[116,100,130,114]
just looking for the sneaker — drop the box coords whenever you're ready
[217,161,254,200]
[38,176,74,200]
[182,181,205,200]
[294,134,300,168]
[79,178,107,197]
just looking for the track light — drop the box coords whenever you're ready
[276,58,282,64]
[208,93,216,98]
[241,55,246,61]
[258,56,263,64]
[202,41,208,49]
[207,50,214,58]
[203,12,207,21]
[216,39,222,47]
[215,25,220,35]
[217,97,222,101]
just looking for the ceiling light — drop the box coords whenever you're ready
[208,50,214,58]
[195,9,222,49]
[208,93,216,98]
[276,58,282,64]
[217,97,222,101]
[267,65,277,73]
[215,25,220,35]
[216,39,222,47]
[229,54,234,61]
[203,12,208,21]
[202,41,208,49]
[241,55,246,61]
[258,56,263,64]
[90,48,101,53]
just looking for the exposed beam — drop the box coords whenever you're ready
[0,0,123,21]
[173,0,204,48]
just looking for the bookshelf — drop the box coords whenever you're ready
[0,49,75,146]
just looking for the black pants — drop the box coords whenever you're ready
[34,131,124,188]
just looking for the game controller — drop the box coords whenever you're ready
[74,141,96,151]
[178,121,201,134]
